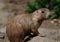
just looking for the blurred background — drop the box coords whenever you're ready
[0,0,60,42]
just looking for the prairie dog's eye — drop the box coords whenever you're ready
[41,11,45,13]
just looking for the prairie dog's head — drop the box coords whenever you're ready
[32,8,52,21]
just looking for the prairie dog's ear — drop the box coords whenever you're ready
[32,10,41,14]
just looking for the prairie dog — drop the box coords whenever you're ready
[6,8,52,42]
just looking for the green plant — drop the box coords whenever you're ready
[25,0,60,19]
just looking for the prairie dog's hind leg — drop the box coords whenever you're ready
[8,35,24,42]
[8,36,19,42]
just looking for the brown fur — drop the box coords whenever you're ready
[6,8,52,42]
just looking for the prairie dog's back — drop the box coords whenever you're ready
[13,14,33,28]
[7,14,34,33]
